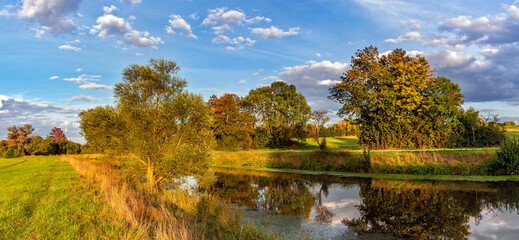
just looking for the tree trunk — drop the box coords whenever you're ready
[146,165,156,189]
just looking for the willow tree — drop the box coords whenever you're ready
[79,58,213,188]
[329,46,464,149]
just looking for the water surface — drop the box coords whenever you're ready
[210,168,519,239]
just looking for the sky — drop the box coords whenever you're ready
[1,0,519,143]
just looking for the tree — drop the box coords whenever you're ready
[208,93,255,150]
[311,111,330,147]
[329,46,464,149]
[79,58,214,189]
[244,81,311,148]
[6,124,34,152]
[49,127,67,144]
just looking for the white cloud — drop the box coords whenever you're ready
[252,72,259,76]
[276,60,349,111]
[251,26,300,39]
[316,52,322,57]
[189,12,199,20]
[212,35,255,50]
[202,7,247,27]
[239,80,246,84]
[61,95,95,105]
[58,44,81,51]
[0,9,10,17]
[202,7,270,35]
[262,76,280,81]
[63,74,101,84]
[120,0,142,5]
[121,30,163,48]
[17,0,81,35]
[166,15,197,39]
[79,82,113,90]
[75,68,82,72]
[317,79,341,85]
[400,19,422,31]
[0,95,83,143]
[91,5,162,49]
[384,31,422,43]
[90,6,131,37]
[49,76,59,80]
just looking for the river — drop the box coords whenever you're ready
[208,167,519,239]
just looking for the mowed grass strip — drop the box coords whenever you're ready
[0,156,137,239]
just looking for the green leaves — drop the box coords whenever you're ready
[79,58,214,188]
[244,81,311,145]
[330,46,465,149]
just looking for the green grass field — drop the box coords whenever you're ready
[0,156,136,239]
[294,136,360,150]
[505,127,519,139]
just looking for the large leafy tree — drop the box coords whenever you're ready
[79,58,214,188]
[49,127,67,144]
[329,46,464,149]
[208,93,255,150]
[6,124,34,151]
[244,81,311,147]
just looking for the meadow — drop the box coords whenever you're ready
[0,156,268,240]
[0,156,136,239]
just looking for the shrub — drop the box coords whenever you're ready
[3,146,25,158]
[487,138,519,175]
[319,138,327,151]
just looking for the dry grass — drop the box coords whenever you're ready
[64,156,266,240]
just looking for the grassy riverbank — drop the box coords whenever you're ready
[0,156,137,239]
[214,146,500,178]
[1,156,268,240]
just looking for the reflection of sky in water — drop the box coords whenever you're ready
[311,185,361,226]
[212,169,519,239]
[470,209,519,240]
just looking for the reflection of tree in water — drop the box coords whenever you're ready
[342,180,519,239]
[313,181,334,224]
[256,179,315,219]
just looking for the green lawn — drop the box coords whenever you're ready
[294,136,360,150]
[505,127,519,139]
[0,156,136,239]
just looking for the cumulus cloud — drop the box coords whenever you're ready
[273,61,349,111]
[239,80,246,84]
[90,5,163,49]
[437,5,519,46]
[0,95,83,142]
[202,7,269,29]
[49,76,59,80]
[251,26,300,39]
[58,44,81,51]
[79,82,113,90]
[166,15,197,39]
[17,0,81,35]
[201,7,276,50]
[384,31,422,43]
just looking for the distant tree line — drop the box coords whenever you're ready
[0,125,81,158]
[208,47,509,150]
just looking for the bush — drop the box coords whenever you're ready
[360,149,372,172]
[3,146,25,158]
[487,138,519,175]
[319,138,327,151]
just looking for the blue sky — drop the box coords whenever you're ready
[1,0,519,143]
